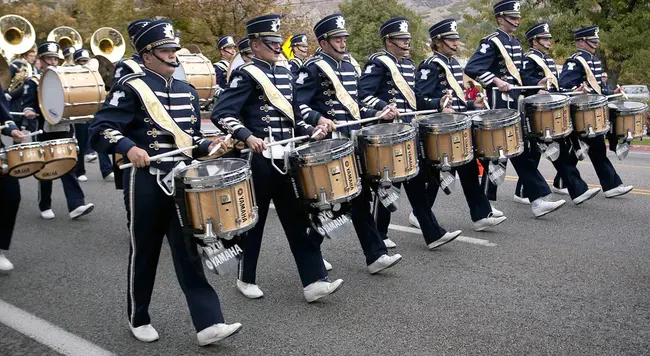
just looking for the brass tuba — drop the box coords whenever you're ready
[0,15,36,90]
[91,27,125,63]
[47,26,82,52]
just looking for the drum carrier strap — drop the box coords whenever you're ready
[526,53,559,91]
[573,56,602,94]
[123,59,143,74]
[489,37,522,85]
[314,60,361,120]
[241,65,295,122]
[375,55,416,110]
[125,78,194,158]
[431,58,467,106]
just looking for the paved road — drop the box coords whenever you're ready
[1,144,649,355]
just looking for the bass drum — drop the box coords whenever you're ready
[173,53,217,106]
[38,66,106,125]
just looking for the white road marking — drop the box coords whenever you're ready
[0,299,116,356]
[388,224,497,247]
[268,203,496,247]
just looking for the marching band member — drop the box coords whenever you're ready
[415,18,508,231]
[237,38,253,65]
[89,19,242,345]
[62,46,75,66]
[359,17,463,248]
[6,48,37,133]
[112,19,150,81]
[21,41,95,220]
[513,23,601,205]
[288,34,310,75]
[554,25,633,198]
[214,35,237,90]
[0,82,26,272]
[295,14,403,271]
[211,14,343,302]
[464,0,566,217]
[71,48,94,182]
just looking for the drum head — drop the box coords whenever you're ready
[419,113,469,126]
[570,94,606,107]
[359,123,412,137]
[172,62,187,81]
[472,109,519,122]
[608,100,648,114]
[293,138,349,156]
[525,93,568,105]
[178,158,247,180]
[39,69,65,124]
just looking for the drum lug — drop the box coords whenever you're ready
[1,163,8,175]
[19,151,24,161]
[543,127,553,143]
[39,148,45,157]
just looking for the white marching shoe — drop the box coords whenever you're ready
[367,254,402,275]
[573,187,601,205]
[303,279,344,303]
[197,323,243,346]
[129,324,159,343]
[408,212,420,228]
[40,209,55,220]
[427,230,462,250]
[0,253,14,272]
[604,185,633,198]
[77,175,88,182]
[551,186,570,195]
[70,203,94,219]
[322,258,332,271]
[383,238,397,249]
[513,194,531,205]
[490,204,504,218]
[531,197,566,218]
[236,280,264,299]
[473,216,507,232]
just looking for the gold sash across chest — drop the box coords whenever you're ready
[125,78,194,158]
[241,65,295,122]
[376,55,416,110]
[574,56,602,95]
[526,53,559,90]
[431,57,467,106]
[123,59,143,74]
[490,37,522,85]
[315,60,361,120]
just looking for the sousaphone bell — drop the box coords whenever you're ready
[47,26,82,52]
[0,14,36,88]
[91,27,126,89]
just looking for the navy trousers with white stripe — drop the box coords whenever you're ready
[123,168,224,331]
[0,174,20,250]
[238,154,326,287]
[37,131,85,212]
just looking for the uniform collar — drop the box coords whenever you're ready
[497,28,514,40]
[252,57,275,70]
[144,67,174,88]
[578,49,593,59]
[318,51,342,69]
[530,48,546,57]
[434,51,452,62]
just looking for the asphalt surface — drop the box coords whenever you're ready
[1,137,649,355]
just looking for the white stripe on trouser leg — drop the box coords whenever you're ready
[128,168,137,326]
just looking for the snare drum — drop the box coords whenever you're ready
[608,100,648,140]
[357,123,419,183]
[176,158,258,238]
[0,142,45,178]
[34,138,78,180]
[472,109,524,160]
[524,94,572,140]
[289,138,362,206]
[570,94,609,136]
[418,113,473,168]
[39,66,106,125]
[173,53,217,105]
[199,129,234,160]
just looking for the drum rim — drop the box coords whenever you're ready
[176,157,251,187]
[358,123,416,145]
[472,109,521,129]
[608,100,649,114]
[2,142,43,151]
[358,122,414,135]
[40,138,77,146]
[290,138,354,165]
[524,93,570,109]
[418,117,472,133]
[570,94,608,109]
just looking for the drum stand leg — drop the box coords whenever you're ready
[543,127,553,143]
[586,125,596,138]
[615,129,633,160]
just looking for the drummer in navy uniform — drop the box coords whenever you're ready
[211,14,343,302]
[21,41,95,221]
[288,34,310,75]
[0,82,26,273]
[214,35,237,90]
[415,18,508,231]
[554,25,633,198]
[112,19,150,82]
[464,0,566,217]
[294,13,403,271]
[513,23,601,206]
[359,17,463,249]
[89,19,242,345]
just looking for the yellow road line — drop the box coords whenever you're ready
[504,176,650,196]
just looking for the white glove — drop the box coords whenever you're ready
[5,93,11,101]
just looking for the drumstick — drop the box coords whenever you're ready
[119,145,198,170]
[617,85,629,100]
[606,93,625,99]
[240,135,310,154]
[23,129,43,138]
[310,128,322,139]
[207,134,231,156]
[399,109,440,117]
[334,107,392,130]
[9,111,39,117]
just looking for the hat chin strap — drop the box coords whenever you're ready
[503,17,519,29]
[388,39,410,51]
[586,41,598,51]
[326,38,347,55]
[263,41,282,55]
[152,50,179,68]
